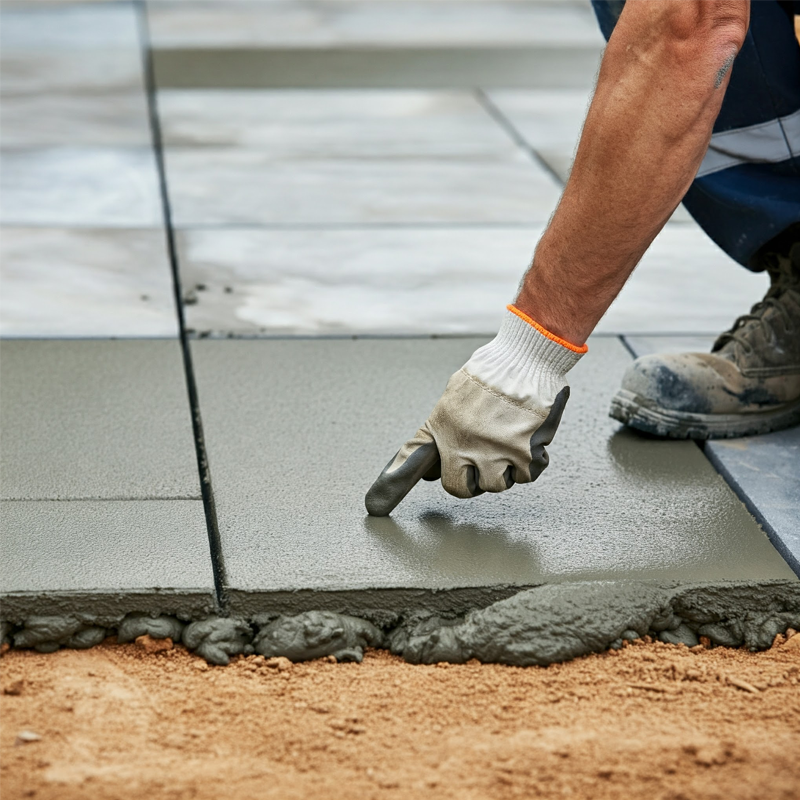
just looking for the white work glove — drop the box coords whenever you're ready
[365,306,586,516]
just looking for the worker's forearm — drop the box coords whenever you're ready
[516,0,750,346]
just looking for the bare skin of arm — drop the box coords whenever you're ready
[515,0,751,347]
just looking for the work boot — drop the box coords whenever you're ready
[610,240,800,439]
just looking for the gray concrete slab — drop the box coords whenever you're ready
[153,47,602,91]
[623,336,800,579]
[596,226,769,335]
[0,148,163,227]
[0,499,216,619]
[0,228,178,338]
[705,432,800,577]
[191,337,794,616]
[0,341,200,500]
[165,150,561,225]
[147,1,603,48]
[176,226,540,336]
[157,90,516,157]
[0,94,151,148]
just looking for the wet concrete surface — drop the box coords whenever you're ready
[0,341,200,500]
[190,337,795,616]
[0,499,215,620]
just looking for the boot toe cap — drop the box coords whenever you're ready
[620,354,716,414]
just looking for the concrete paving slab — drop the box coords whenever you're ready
[0,228,178,338]
[147,1,603,48]
[0,148,163,227]
[0,4,140,51]
[0,94,151,147]
[153,47,602,91]
[0,341,200,500]
[165,150,561,225]
[157,90,516,157]
[705,432,800,577]
[596,226,769,335]
[191,337,794,616]
[1,51,145,95]
[623,336,800,579]
[176,226,540,336]
[0,499,216,619]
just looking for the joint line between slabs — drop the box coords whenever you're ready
[474,88,565,188]
[136,0,228,611]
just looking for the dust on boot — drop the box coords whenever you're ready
[610,240,800,439]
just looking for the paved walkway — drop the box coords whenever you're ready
[1,1,797,627]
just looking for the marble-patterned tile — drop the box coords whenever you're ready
[596,225,769,335]
[0,3,140,51]
[177,226,541,335]
[165,150,561,225]
[148,1,603,48]
[0,148,163,227]
[158,90,516,157]
[1,93,151,147]
[0,228,178,338]
[0,50,146,95]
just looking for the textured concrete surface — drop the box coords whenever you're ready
[191,337,794,616]
[0,228,178,337]
[0,148,163,228]
[0,341,200,500]
[0,499,215,619]
[158,90,517,156]
[165,151,561,226]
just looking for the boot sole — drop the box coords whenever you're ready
[609,389,800,440]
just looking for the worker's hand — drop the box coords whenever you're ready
[365,306,586,516]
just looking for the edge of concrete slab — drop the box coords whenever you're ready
[3,578,798,667]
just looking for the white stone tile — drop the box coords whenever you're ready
[158,90,516,156]
[623,336,717,358]
[165,149,561,225]
[177,226,541,335]
[0,50,146,95]
[0,228,178,338]
[0,3,140,50]
[1,93,151,147]
[148,1,604,48]
[596,225,770,335]
[0,148,163,227]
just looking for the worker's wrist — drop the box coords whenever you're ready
[462,307,585,408]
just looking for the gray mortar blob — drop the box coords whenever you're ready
[182,617,253,665]
[392,582,675,665]
[670,582,800,649]
[1,621,12,646]
[13,615,108,653]
[117,613,184,644]
[253,611,384,663]
[659,623,699,647]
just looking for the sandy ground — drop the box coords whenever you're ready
[2,634,799,800]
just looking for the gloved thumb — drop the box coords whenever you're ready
[365,428,440,516]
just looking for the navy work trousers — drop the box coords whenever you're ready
[591,0,800,269]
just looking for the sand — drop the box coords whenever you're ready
[2,634,799,799]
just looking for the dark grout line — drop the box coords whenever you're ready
[474,88,566,189]
[136,1,228,612]
[618,335,638,360]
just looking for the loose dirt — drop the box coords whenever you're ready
[2,635,799,800]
